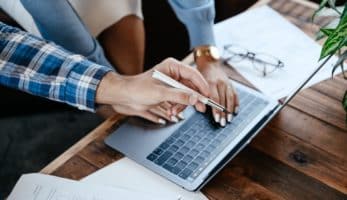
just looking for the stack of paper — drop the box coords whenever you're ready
[215,6,339,99]
[8,158,207,200]
[7,173,174,200]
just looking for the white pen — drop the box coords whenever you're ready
[152,70,229,113]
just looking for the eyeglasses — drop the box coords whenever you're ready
[223,44,285,77]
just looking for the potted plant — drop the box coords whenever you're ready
[314,0,347,122]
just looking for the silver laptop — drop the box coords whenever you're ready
[104,60,325,191]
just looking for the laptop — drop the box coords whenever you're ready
[104,52,326,191]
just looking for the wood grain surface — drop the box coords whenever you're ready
[42,0,347,199]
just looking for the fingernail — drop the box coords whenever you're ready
[158,119,166,125]
[234,106,239,115]
[172,109,177,115]
[171,115,179,123]
[214,113,220,123]
[177,112,185,120]
[220,118,226,127]
[227,114,233,122]
[189,94,198,105]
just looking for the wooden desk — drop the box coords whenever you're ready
[41,0,347,199]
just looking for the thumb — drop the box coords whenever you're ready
[161,87,198,106]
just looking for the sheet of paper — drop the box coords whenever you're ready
[82,158,208,200]
[8,173,172,200]
[214,5,339,99]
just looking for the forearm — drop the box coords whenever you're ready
[168,0,216,49]
[0,23,112,112]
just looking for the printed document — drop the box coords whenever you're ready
[8,173,172,200]
[215,6,339,99]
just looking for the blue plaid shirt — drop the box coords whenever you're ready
[0,22,112,112]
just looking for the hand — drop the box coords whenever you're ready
[196,57,239,127]
[95,58,210,124]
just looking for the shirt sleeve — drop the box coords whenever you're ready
[20,0,113,68]
[168,0,216,49]
[0,23,112,112]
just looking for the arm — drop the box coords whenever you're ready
[0,23,211,123]
[20,0,112,68]
[0,22,112,112]
[168,0,216,49]
[169,0,239,127]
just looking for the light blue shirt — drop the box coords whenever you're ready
[169,0,216,49]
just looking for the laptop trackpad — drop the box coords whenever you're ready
[105,107,196,161]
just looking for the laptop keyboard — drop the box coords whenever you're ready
[146,88,269,182]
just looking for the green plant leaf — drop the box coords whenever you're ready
[339,2,347,25]
[331,50,347,76]
[321,28,335,36]
[320,22,347,59]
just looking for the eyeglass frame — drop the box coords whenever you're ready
[222,44,285,77]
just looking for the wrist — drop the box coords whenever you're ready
[95,72,126,105]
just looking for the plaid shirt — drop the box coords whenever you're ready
[0,22,112,112]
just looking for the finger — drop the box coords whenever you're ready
[231,85,240,114]
[217,82,227,127]
[171,104,187,119]
[194,102,206,113]
[210,87,220,124]
[161,87,198,106]
[160,102,174,116]
[226,86,234,123]
[150,106,173,122]
[157,58,210,97]
[138,111,167,125]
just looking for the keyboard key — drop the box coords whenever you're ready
[187,162,199,171]
[205,144,216,153]
[155,151,173,165]
[200,138,210,146]
[179,168,193,179]
[166,158,178,166]
[196,144,205,151]
[211,139,221,147]
[179,146,190,154]
[173,152,184,160]
[182,134,191,141]
[192,135,201,143]
[168,145,179,152]
[153,148,163,155]
[166,137,176,145]
[182,155,194,163]
[170,166,182,175]
[175,161,188,171]
[189,149,199,157]
[185,141,196,149]
[194,156,205,164]
[159,142,170,150]
[186,129,196,136]
[163,164,174,171]
[175,139,185,147]
[147,154,157,161]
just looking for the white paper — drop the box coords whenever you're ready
[215,6,339,99]
[8,173,171,200]
[82,158,208,200]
